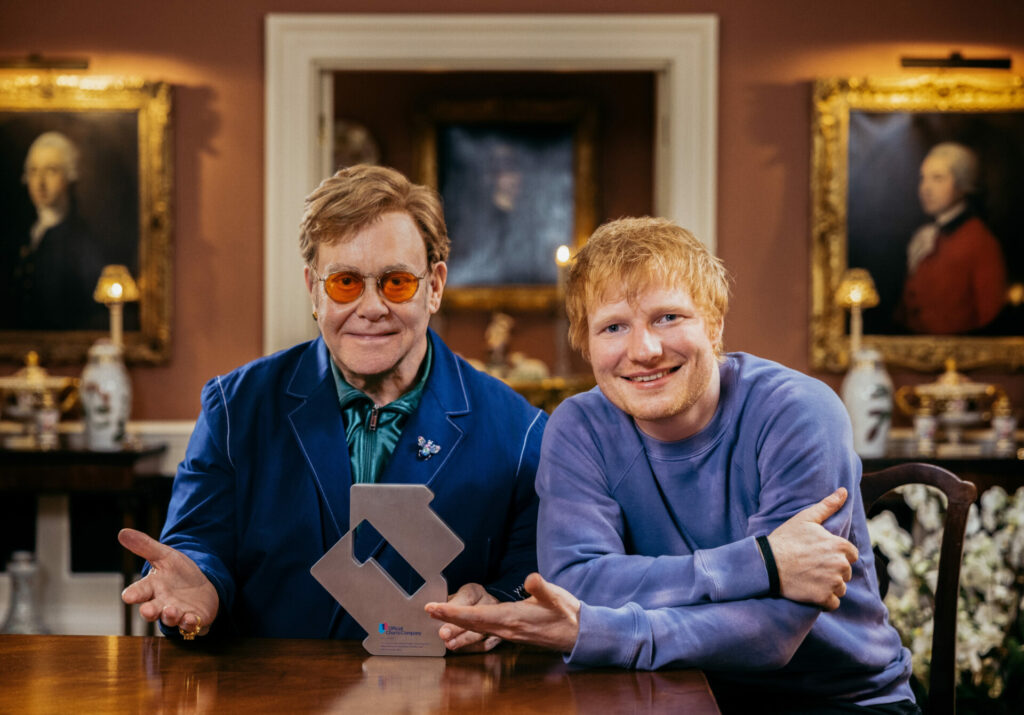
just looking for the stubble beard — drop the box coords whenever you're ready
[611,352,716,428]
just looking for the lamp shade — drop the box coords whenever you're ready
[835,268,879,309]
[93,265,140,304]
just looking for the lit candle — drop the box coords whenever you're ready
[555,244,570,297]
[554,245,572,376]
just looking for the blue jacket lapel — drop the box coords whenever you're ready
[381,330,468,489]
[286,339,350,544]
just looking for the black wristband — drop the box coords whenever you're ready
[756,535,782,598]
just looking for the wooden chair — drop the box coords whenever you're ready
[861,463,977,715]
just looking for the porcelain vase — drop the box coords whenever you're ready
[0,551,48,634]
[81,340,131,451]
[841,348,893,458]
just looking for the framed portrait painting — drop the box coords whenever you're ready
[416,99,597,311]
[0,75,173,364]
[811,74,1024,371]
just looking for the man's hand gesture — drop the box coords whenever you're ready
[118,528,219,637]
[426,572,580,653]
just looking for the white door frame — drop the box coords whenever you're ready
[264,14,718,355]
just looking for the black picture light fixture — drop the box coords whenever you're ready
[0,53,89,70]
[900,51,1011,70]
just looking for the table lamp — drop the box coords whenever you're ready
[835,268,891,458]
[834,268,879,359]
[93,265,139,349]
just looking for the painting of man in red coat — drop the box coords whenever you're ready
[896,142,1007,334]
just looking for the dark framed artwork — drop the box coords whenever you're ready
[416,99,597,311]
[0,75,173,364]
[811,75,1024,371]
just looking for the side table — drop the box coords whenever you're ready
[0,444,168,635]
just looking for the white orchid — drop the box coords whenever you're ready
[869,485,1024,702]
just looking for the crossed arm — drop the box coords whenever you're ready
[426,488,856,654]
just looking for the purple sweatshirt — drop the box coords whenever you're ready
[537,353,913,705]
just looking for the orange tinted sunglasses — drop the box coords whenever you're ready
[314,269,427,304]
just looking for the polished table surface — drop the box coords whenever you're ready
[0,635,720,714]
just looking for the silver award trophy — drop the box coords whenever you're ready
[311,484,463,656]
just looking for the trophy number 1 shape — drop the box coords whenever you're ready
[311,484,464,656]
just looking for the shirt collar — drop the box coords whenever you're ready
[330,340,433,414]
[935,201,968,230]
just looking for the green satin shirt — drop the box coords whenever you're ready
[330,343,433,484]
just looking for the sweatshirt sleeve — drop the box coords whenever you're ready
[569,597,820,670]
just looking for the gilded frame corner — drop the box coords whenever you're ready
[810,74,1024,372]
[416,98,597,312]
[0,74,173,364]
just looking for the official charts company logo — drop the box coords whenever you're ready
[376,622,418,637]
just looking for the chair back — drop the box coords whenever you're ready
[861,462,977,715]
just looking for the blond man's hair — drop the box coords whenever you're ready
[299,164,450,268]
[565,217,730,361]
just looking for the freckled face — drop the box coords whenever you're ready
[919,154,964,217]
[587,284,721,442]
[305,211,446,402]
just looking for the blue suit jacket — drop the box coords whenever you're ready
[159,330,546,638]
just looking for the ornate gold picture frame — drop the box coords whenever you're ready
[0,75,173,364]
[416,99,597,312]
[811,74,1024,372]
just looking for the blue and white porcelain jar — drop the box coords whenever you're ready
[841,348,893,458]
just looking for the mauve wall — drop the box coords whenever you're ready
[1,1,1023,419]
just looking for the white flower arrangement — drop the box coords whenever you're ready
[867,484,1024,702]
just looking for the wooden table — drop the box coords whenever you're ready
[0,446,168,635]
[0,635,720,714]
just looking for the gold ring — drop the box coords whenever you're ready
[178,614,202,641]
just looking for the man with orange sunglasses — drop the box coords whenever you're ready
[120,165,546,648]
